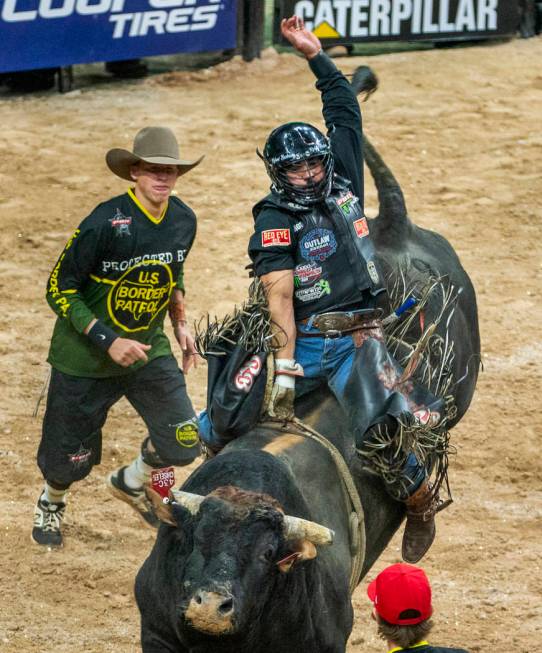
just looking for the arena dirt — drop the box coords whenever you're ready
[0,38,540,652]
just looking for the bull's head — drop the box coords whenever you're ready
[147,485,334,637]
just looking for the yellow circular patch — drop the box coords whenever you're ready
[176,422,199,448]
[107,260,173,333]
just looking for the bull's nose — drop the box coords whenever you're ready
[193,590,234,615]
[185,590,235,634]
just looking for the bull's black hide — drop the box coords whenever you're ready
[136,445,358,653]
[135,137,480,653]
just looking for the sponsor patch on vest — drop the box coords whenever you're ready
[300,228,337,262]
[293,221,304,233]
[262,228,291,247]
[294,262,322,288]
[336,191,358,215]
[367,261,380,284]
[295,279,331,302]
[353,217,369,238]
[107,260,173,332]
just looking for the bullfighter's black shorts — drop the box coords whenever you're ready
[37,355,200,486]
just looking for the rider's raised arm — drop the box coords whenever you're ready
[280,16,364,207]
[309,52,364,206]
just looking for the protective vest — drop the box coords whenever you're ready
[256,176,385,321]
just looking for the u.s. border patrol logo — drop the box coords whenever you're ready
[174,420,199,448]
[107,260,173,332]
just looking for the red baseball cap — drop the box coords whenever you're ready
[367,563,433,625]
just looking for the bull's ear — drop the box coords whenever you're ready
[145,486,177,527]
[277,540,317,573]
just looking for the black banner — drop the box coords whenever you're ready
[274,0,519,43]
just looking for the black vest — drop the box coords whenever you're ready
[260,176,385,321]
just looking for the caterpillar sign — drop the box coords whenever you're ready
[274,0,519,43]
[0,0,237,73]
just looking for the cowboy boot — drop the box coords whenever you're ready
[402,482,437,563]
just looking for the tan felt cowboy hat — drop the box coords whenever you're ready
[106,126,204,181]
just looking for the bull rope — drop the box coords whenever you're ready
[261,409,366,594]
[291,418,365,594]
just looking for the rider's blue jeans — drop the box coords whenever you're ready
[295,321,426,500]
[199,319,428,500]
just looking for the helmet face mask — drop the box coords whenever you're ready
[261,123,334,206]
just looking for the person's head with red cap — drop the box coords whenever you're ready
[367,563,434,650]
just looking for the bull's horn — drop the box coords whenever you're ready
[282,515,334,546]
[171,490,205,515]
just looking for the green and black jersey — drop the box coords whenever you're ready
[46,189,197,378]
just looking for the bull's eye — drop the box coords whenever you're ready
[261,546,275,563]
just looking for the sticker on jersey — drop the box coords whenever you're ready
[300,228,337,262]
[367,261,380,284]
[294,262,322,288]
[336,191,358,216]
[107,260,173,332]
[262,229,291,247]
[293,221,304,233]
[151,467,175,499]
[295,279,331,303]
[109,208,132,237]
[353,217,369,238]
[234,355,263,392]
[174,419,199,448]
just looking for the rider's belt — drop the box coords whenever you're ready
[297,309,383,339]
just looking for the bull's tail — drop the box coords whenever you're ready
[363,136,409,230]
[349,66,409,232]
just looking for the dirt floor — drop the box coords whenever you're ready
[0,37,541,652]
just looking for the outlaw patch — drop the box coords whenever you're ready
[262,229,291,247]
[300,228,337,262]
[295,279,331,302]
[336,191,359,216]
[174,420,199,448]
[353,217,369,238]
[294,262,322,288]
[109,208,132,237]
[107,260,173,332]
[234,355,263,392]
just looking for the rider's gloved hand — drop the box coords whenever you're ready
[268,359,304,421]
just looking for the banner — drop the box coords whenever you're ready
[0,0,237,73]
[274,0,519,43]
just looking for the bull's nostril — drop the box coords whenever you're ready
[218,598,233,615]
[194,594,202,605]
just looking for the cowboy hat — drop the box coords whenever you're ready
[106,126,204,181]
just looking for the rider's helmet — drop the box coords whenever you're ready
[259,122,334,206]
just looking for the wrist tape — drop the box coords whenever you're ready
[87,320,119,352]
[275,359,304,389]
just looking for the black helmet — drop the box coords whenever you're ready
[260,122,334,206]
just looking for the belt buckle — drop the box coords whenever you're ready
[324,329,342,339]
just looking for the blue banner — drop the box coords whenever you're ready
[0,0,237,73]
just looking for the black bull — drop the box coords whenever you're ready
[135,136,480,652]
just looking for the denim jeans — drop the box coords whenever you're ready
[295,318,426,499]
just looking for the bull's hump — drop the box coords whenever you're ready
[262,434,305,456]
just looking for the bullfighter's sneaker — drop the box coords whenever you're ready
[107,466,159,529]
[32,494,65,547]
